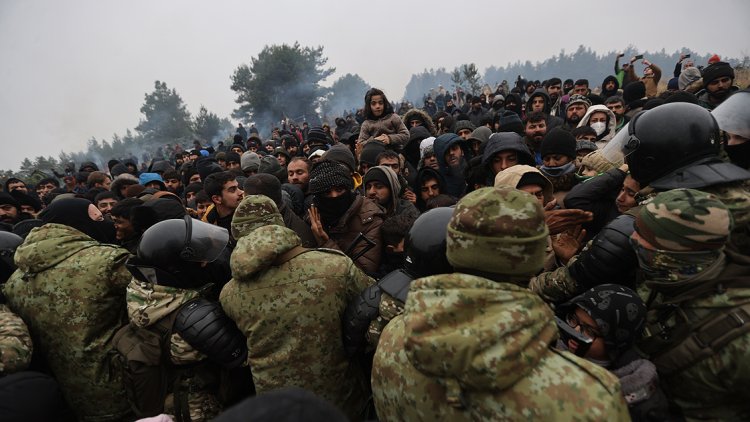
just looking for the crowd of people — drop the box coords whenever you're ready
[0,54,748,421]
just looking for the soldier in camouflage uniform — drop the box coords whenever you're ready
[371,187,629,421]
[220,195,373,420]
[0,231,31,376]
[3,198,133,421]
[531,102,750,304]
[631,189,750,420]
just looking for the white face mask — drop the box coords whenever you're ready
[590,121,606,136]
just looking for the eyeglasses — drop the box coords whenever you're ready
[566,312,601,339]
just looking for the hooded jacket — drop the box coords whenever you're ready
[525,88,553,114]
[318,195,385,276]
[601,75,621,99]
[371,274,630,421]
[493,164,553,205]
[413,167,448,212]
[365,166,419,220]
[481,133,535,179]
[402,108,436,136]
[220,225,372,420]
[3,224,132,421]
[577,105,618,148]
[433,133,468,198]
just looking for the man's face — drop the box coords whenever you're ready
[7,181,27,193]
[196,201,212,219]
[606,101,625,118]
[526,84,535,94]
[287,145,298,156]
[492,151,519,174]
[525,120,547,143]
[275,154,288,167]
[531,96,545,112]
[546,84,561,100]
[457,128,472,140]
[112,216,135,241]
[0,204,18,224]
[366,181,391,206]
[20,205,38,217]
[707,77,733,99]
[378,157,401,175]
[566,103,587,124]
[605,80,616,91]
[231,147,243,155]
[101,176,112,191]
[573,84,588,95]
[164,178,181,193]
[445,144,463,167]
[145,182,163,191]
[226,161,241,171]
[409,119,422,128]
[36,182,57,198]
[189,173,202,184]
[287,161,310,188]
[97,198,117,216]
[518,184,545,207]
[185,191,197,203]
[616,175,640,213]
[643,66,654,76]
[420,178,440,202]
[216,180,243,211]
[543,154,571,168]
[471,101,481,110]
[423,155,439,170]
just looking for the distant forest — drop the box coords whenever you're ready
[402,45,747,104]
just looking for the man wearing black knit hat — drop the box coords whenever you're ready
[308,160,384,276]
[698,61,738,109]
[538,128,579,202]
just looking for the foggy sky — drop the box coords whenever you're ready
[1,0,748,171]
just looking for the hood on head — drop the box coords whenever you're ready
[433,133,463,170]
[403,109,437,136]
[602,75,620,93]
[482,133,534,170]
[525,89,551,114]
[230,224,300,280]
[403,275,558,390]
[577,105,617,143]
[364,166,401,211]
[493,165,553,204]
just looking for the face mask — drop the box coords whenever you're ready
[314,191,354,228]
[629,236,719,282]
[726,142,750,169]
[590,121,606,136]
[540,161,576,177]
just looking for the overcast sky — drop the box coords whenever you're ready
[1,0,748,171]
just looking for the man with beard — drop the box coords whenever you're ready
[697,62,738,110]
[564,94,591,130]
[544,77,563,116]
[0,192,22,228]
[605,95,628,131]
[600,75,620,99]
[307,160,384,276]
[524,111,548,165]
[433,133,468,198]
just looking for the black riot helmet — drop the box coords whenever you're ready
[404,207,454,278]
[0,231,23,284]
[621,102,720,187]
[128,216,230,290]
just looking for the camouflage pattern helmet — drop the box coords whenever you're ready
[636,188,733,252]
[231,194,284,240]
[446,186,548,276]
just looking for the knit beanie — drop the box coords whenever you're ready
[575,139,598,152]
[323,144,357,173]
[623,81,646,104]
[540,128,576,159]
[701,62,734,88]
[225,152,241,165]
[231,194,284,240]
[363,166,391,189]
[259,156,286,182]
[0,192,20,210]
[359,141,386,167]
[453,120,475,134]
[497,111,523,133]
[446,186,548,276]
[240,151,261,173]
[635,188,732,252]
[580,150,622,174]
[468,126,492,146]
[678,67,702,90]
[667,78,679,91]
[409,126,430,142]
[557,284,647,357]
[195,157,223,181]
[307,127,329,146]
[308,160,354,195]
[566,94,592,110]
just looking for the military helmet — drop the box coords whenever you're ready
[404,207,454,278]
[0,231,23,283]
[622,102,720,186]
[129,216,230,289]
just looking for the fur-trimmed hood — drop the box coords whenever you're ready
[402,108,436,136]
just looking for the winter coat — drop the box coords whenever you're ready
[413,167,448,212]
[402,108,436,136]
[279,201,317,248]
[627,63,662,98]
[577,104,618,148]
[0,304,32,375]
[3,224,132,421]
[371,274,630,421]
[372,165,420,220]
[220,225,372,420]
[319,195,385,276]
[481,133,535,181]
[357,113,409,147]
[433,133,468,198]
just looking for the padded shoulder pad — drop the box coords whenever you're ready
[174,298,248,368]
[570,214,637,291]
[342,283,382,357]
[378,269,413,304]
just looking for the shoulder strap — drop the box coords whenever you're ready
[272,245,310,266]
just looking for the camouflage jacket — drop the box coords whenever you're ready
[0,303,32,375]
[638,251,750,421]
[371,273,630,422]
[220,224,373,421]
[3,224,132,421]
[530,181,750,304]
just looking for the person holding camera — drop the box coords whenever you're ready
[625,54,662,98]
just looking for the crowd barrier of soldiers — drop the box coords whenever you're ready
[0,53,749,421]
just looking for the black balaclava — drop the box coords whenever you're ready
[314,190,354,228]
[39,198,116,244]
[726,141,750,169]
